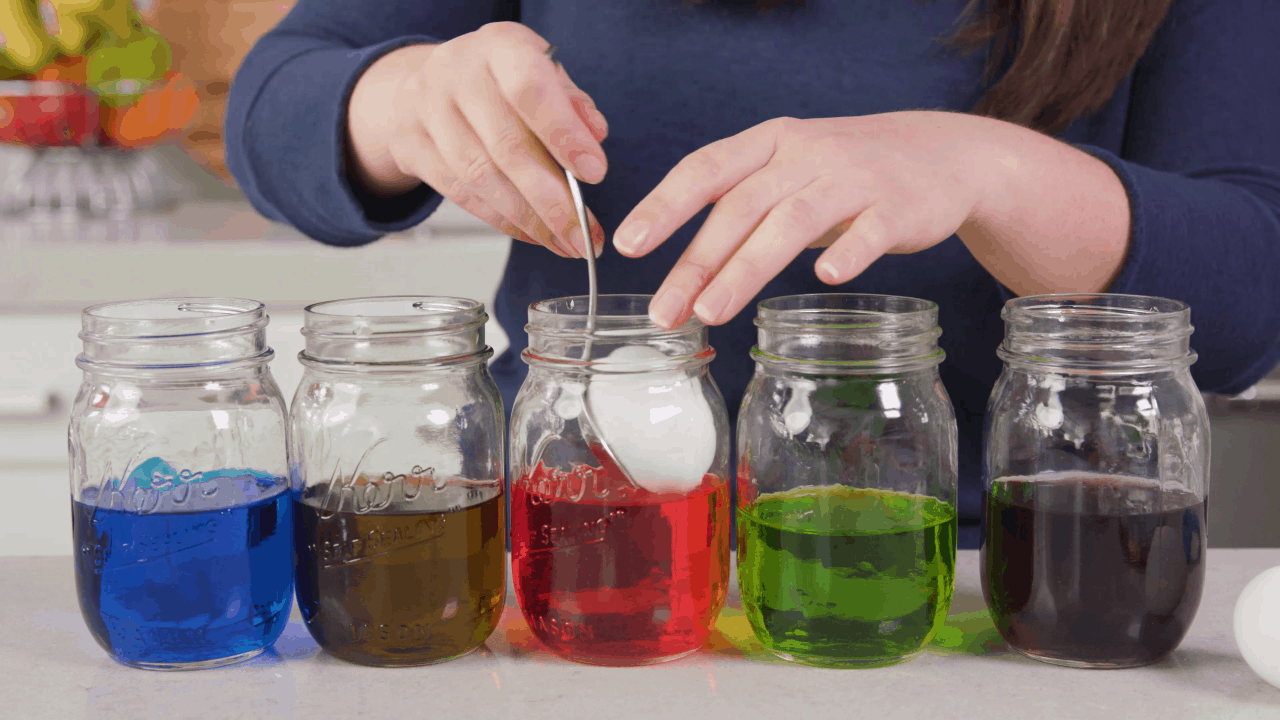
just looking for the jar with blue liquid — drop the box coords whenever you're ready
[69,298,293,670]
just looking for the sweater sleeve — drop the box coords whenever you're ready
[1076,0,1280,394]
[225,0,518,247]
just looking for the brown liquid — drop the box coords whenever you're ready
[293,480,506,666]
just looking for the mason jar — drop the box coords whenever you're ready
[510,294,732,665]
[983,294,1210,668]
[736,294,959,668]
[289,297,506,666]
[69,298,292,670]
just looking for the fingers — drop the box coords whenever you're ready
[646,170,812,328]
[554,64,608,142]
[457,193,570,257]
[686,179,864,327]
[815,204,899,285]
[454,71,592,257]
[586,206,606,258]
[395,121,572,258]
[424,100,577,256]
[614,122,778,258]
[486,28,607,184]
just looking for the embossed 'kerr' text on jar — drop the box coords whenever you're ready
[69,298,293,670]
[289,297,505,667]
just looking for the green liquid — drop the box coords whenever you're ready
[737,485,957,667]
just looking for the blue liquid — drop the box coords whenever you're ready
[73,467,294,667]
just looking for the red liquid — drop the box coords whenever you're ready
[511,451,730,665]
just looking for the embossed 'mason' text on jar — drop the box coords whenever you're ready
[289,296,506,667]
[69,297,293,671]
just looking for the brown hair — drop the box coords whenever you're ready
[949,0,1174,132]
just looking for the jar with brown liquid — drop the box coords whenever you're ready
[289,297,505,666]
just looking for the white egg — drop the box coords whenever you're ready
[587,345,716,494]
[1234,565,1280,689]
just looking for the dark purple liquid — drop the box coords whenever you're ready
[981,474,1206,667]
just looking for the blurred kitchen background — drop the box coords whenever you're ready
[1,0,1276,557]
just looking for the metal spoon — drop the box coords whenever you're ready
[545,44,640,489]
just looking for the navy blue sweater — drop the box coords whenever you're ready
[227,0,1280,547]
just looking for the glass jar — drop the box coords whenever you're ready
[510,294,732,665]
[289,297,505,666]
[983,294,1210,668]
[736,294,959,668]
[69,298,292,670]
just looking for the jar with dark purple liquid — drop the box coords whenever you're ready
[983,294,1209,668]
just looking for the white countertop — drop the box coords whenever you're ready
[3,550,1279,719]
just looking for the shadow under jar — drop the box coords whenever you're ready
[289,297,506,667]
[983,294,1210,669]
[736,294,959,668]
[510,295,732,665]
[69,298,293,670]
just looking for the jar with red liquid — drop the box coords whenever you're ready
[289,297,506,666]
[983,294,1210,668]
[510,294,732,665]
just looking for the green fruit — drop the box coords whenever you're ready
[87,23,169,106]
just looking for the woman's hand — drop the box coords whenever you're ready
[616,111,1130,328]
[346,23,608,258]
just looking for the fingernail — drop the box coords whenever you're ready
[545,240,569,258]
[818,251,856,284]
[615,220,649,256]
[649,286,687,329]
[693,285,734,324]
[552,228,578,257]
[575,154,606,183]
[590,109,608,134]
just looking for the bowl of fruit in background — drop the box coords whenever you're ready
[1,0,198,219]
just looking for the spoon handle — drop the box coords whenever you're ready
[564,170,598,343]
[546,44,599,355]
[543,46,641,490]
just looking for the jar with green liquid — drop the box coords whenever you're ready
[736,294,958,668]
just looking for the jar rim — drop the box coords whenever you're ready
[78,297,272,371]
[755,293,938,330]
[301,296,489,366]
[1003,293,1190,323]
[524,294,712,370]
[528,294,704,335]
[998,293,1196,372]
[303,296,485,331]
[81,297,266,339]
[751,293,944,373]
